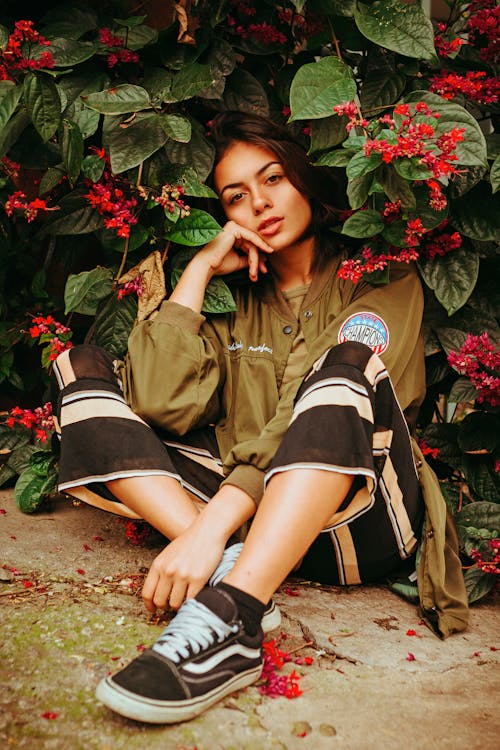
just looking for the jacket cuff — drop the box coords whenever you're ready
[221,465,265,506]
[155,300,206,334]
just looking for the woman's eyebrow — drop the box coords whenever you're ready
[219,161,281,198]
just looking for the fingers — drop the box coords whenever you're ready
[225,222,274,255]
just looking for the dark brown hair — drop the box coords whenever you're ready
[208,111,347,264]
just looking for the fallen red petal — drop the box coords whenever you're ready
[0,509,6,515]
[93,536,104,542]
[406,652,416,661]
[83,544,93,551]
[42,712,59,720]
[22,580,34,588]
[76,569,85,575]
[406,629,417,636]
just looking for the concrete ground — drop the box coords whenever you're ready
[1,487,499,750]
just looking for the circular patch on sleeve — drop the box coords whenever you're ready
[338,311,389,355]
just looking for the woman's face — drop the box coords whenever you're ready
[214,141,313,253]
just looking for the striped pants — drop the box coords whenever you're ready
[51,341,424,586]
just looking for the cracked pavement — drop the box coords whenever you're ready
[1,488,499,750]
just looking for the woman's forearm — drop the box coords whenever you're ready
[194,484,257,542]
[170,256,214,313]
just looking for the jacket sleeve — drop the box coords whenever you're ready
[123,300,225,435]
[222,263,425,504]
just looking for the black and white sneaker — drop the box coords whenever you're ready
[96,587,263,724]
[209,542,281,633]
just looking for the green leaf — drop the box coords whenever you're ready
[113,15,147,29]
[308,0,355,15]
[459,412,500,453]
[45,205,103,235]
[435,327,468,358]
[64,98,100,139]
[341,209,384,238]
[408,185,448,229]
[405,91,487,167]
[463,567,496,604]
[462,457,500,503]
[159,113,191,143]
[64,267,114,315]
[0,24,9,49]
[346,173,373,209]
[490,155,500,194]
[439,482,461,515]
[289,56,356,121]
[142,67,173,105]
[117,24,158,51]
[207,38,236,77]
[422,423,462,468]
[81,154,105,182]
[168,62,215,103]
[354,1,436,60]
[164,120,215,182]
[314,149,354,167]
[0,85,22,133]
[14,454,57,513]
[382,219,407,247]
[360,71,406,109]
[346,150,382,180]
[61,119,83,184]
[376,164,416,209]
[166,208,221,247]
[448,377,479,405]
[450,182,500,241]
[485,134,500,160]
[91,294,137,358]
[49,38,98,67]
[107,112,168,174]
[309,116,348,152]
[82,84,150,115]
[38,165,64,195]
[223,69,269,116]
[23,73,61,142]
[455,502,500,540]
[40,6,98,39]
[98,225,149,254]
[394,157,432,181]
[417,247,479,316]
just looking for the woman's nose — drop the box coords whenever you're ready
[252,190,271,214]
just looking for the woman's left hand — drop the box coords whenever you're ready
[141,526,226,612]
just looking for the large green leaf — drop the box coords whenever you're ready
[159,113,191,143]
[463,567,496,604]
[308,0,355,15]
[341,209,384,238]
[422,423,462,468]
[309,115,348,152]
[45,205,103,235]
[40,5,98,39]
[455,502,500,540]
[142,67,173,106]
[490,155,500,194]
[107,112,168,173]
[91,294,137,358]
[0,24,9,49]
[289,56,356,121]
[14,452,58,513]
[116,24,158,51]
[65,267,114,315]
[418,247,479,316]
[166,208,221,247]
[63,98,100,139]
[346,172,373,209]
[450,182,500,241]
[458,412,500,453]
[82,84,151,115]
[376,164,416,210]
[49,38,98,67]
[360,71,406,110]
[223,69,269,116]
[435,327,468,358]
[354,1,436,60]
[346,150,382,180]
[448,377,478,405]
[61,119,83,184]
[0,85,22,133]
[163,165,217,199]
[405,92,487,167]
[168,63,215,103]
[23,73,61,142]
[394,158,432,181]
[462,456,500,503]
[164,120,215,182]
[314,149,354,167]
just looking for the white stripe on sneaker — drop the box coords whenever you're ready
[183,644,262,675]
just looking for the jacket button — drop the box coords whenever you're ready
[416,459,423,469]
[283,325,293,334]
[304,310,313,319]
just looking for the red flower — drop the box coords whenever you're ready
[41,711,59,720]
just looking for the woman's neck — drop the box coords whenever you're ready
[268,236,315,291]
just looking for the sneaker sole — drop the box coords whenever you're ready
[261,600,281,633]
[96,664,262,724]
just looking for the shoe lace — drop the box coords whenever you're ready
[153,598,239,663]
[208,542,243,587]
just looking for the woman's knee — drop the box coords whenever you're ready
[52,344,117,386]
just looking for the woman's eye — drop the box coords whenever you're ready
[229,192,244,205]
[267,174,282,184]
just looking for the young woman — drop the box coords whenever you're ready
[51,111,465,725]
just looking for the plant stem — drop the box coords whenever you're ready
[116,162,144,281]
[327,17,342,59]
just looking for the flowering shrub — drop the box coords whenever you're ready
[0,0,498,599]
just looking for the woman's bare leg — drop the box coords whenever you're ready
[106,476,200,539]
[223,468,353,602]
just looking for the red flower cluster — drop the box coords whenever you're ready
[470,539,500,576]
[117,274,144,301]
[6,402,54,443]
[429,70,500,105]
[337,245,419,284]
[421,223,462,259]
[0,20,54,81]
[124,520,153,545]
[277,7,324,41]
[447,333,500,406]
[333,101,369,132]
[467,1,500,64]
[363,102,465,180]
[418,439,440,460]
[139,183,190,218]
[434,22,466,58]
[258,639,313,699]
[98,27,140,69]
[5,191,56,223]
[232,20,287,45]
[404,218,426,248]
[0,156,21,180]
[28,314,73,364]
[85,151,138,238]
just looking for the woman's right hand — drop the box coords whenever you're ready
[194,220,274,282]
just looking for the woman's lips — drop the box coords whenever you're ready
[258,217,283,236]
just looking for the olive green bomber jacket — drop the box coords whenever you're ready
[122,256,425,503]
